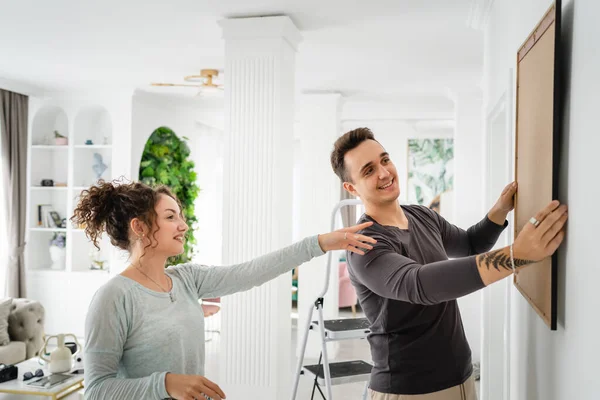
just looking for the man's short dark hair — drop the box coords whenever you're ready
[330,127,377,182]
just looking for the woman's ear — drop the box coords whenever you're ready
[129,218,146,238]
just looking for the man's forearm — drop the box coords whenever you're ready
[487,206,509,226]
[461,211,507,256]
[476,246,535,286]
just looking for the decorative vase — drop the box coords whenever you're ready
[49,245,66,270]
[92,153,108,180]
[39,333,81,373]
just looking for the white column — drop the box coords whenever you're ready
[218,16,302,400]
[450,89,485,365]
[295,93,343,358]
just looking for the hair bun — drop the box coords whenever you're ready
[71,178,179,253]
[71,179,122,250]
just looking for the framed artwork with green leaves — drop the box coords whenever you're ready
[407,138,454,216]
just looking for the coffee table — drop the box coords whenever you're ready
[0,358,83,399]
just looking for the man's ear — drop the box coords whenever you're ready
[343,181,359,197]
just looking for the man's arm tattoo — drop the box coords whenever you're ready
[476,249,534,272]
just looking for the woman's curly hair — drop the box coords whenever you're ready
[71,178,181,251]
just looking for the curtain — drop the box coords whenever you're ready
[0,89,29,298]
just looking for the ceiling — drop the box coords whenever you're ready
[0,0,482,104]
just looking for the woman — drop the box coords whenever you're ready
[73,179,376,400]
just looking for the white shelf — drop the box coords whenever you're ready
[74,145,112,149]
[71,269,111,275]
[30,186,68,190]
[31,145,69,149]
[27,269,109,276]
[27,268,67,275]
[31,186,97,191]
[29,227,67,232]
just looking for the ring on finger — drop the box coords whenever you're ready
[344,232,347,240]
[529,217,541,227]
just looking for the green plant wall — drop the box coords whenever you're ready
[139,126,200,265]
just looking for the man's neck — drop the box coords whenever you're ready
[365,200,409,229]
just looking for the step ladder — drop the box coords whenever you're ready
[291,199,372,400]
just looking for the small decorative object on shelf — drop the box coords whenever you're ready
[92,152,108,180]
[103,136,109,145]
[37,205,63,228]
[54,130,68,145]
[85,139,93,145]
[49,233,66,270]
[37,204,51,226]
[89,248,107,271]
[49,211,63,228]
[40,179,54,187]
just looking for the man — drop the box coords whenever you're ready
[329,128,567,399]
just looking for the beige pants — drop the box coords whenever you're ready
[369,375,477,400]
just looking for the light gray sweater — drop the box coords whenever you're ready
[84,236,324,400]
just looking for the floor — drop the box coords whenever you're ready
[207,305,481,399]
[0,307,479,399]
[205,306,480,399]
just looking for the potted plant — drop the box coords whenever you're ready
[49,233,66,270]
[54,130,68,145]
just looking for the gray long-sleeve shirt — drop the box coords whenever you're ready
[84,236,324,400]
[347,205,507,395]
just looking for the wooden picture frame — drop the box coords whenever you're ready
[514,1,561,330]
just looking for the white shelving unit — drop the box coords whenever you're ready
[25,102,118,337]
[21,94,134,339]
[26,104,115,274]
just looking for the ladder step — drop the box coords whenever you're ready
[311,318,371,340]
[303,360,372,386]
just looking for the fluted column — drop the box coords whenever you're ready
[218,16,302,400]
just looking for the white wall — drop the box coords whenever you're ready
[484,1,600,399]
[451,91,486,366]
[293,93,343,359]
[185,122,223,267]
[130,92,224,181]
[131,92,224,267]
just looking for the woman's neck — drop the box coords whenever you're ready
[129,253,168,281]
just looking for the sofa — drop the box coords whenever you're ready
[0,298,45,365]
